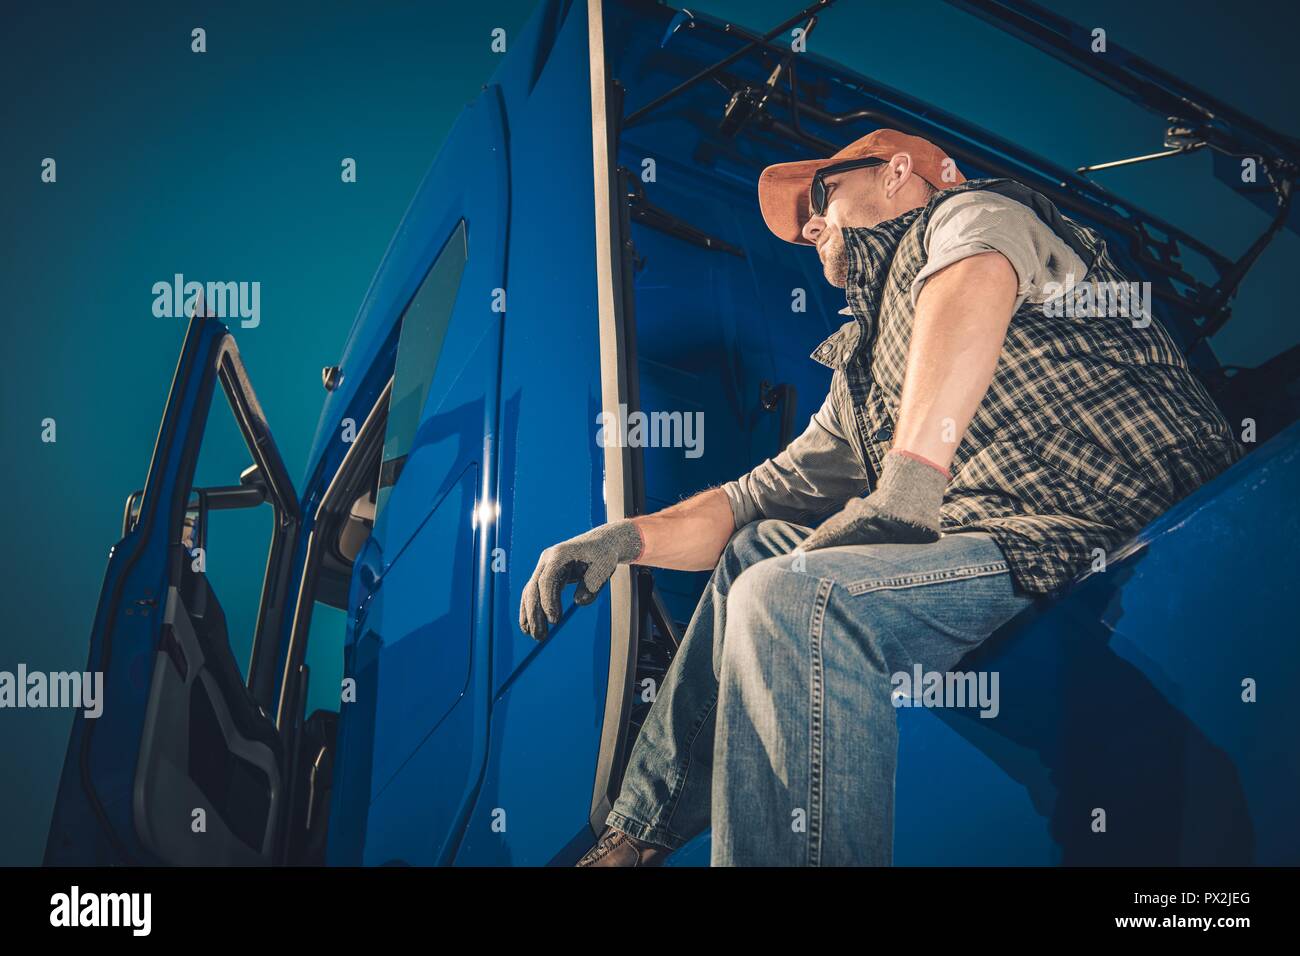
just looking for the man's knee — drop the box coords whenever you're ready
[715,558,806,682]
[721,558,896,688]
[720,518,806,572]
[728,556,790,616]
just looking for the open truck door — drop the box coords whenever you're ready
[45,311,301,865]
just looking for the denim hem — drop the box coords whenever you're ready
[605,811,687,851]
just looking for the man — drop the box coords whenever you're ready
[519,129,1242,866]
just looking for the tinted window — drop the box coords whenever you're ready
[376,220,468,514]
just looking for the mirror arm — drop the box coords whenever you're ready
[200,483,268,511]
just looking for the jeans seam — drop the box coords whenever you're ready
[806,576,834,867]
[615,686,717,850]
[844,561,1010,595]
[657,688,719,845]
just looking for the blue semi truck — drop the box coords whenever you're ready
[45,0,1300,865]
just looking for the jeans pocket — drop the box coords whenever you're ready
[843,559,1011,596]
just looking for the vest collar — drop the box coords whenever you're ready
[810,314,860,370]
[807,210,920,371]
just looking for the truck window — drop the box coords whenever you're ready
[375,219,469,516]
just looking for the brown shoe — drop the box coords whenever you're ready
[576,826,672,867]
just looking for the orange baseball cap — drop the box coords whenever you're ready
[758,129,966,244]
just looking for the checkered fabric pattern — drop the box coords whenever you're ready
[812,178,1243,594]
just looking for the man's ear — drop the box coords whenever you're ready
[884,152,914,198]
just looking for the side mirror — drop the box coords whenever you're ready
[121,489,212,552]
[181,489,210,556]
[122,465,268,546]
[122,489,144,537]
[239,463,266,492]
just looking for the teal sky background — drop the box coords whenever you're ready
[1,0,1296,864]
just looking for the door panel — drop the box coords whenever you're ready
[457,0,616,861]
[367,463,478,794]
[45,313,301,865]
[134,584,281,864]
[326,82,509,865]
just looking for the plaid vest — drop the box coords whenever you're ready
[811,178,1243,595]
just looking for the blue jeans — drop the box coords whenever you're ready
[607,519,1034,866]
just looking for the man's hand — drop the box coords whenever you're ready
[519,521,644,641]
[800,450,947,551]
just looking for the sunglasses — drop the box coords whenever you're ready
[809,157,886,217]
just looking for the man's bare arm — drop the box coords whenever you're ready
[518,488,736,639]
[518,398,867,639]
[800,250,1018,551]
[630,487,736,572]
[893,251,1018,469]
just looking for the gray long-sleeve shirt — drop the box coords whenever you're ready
[721,389,869,528]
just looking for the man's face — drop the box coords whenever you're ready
[800,165,892,288]
[801,156,922,287]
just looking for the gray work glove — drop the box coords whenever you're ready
[519,520,644,641]
[800,450,948,552]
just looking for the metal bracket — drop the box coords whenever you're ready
[718,14,820,139]
[623,0,837,129]
[621,167,745,256]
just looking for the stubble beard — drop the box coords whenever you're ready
[819,230,850,288]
